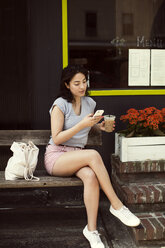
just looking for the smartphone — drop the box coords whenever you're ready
[93,110,104,117]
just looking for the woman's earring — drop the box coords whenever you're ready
[87,71,90,87]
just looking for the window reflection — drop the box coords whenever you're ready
[68,0,165,89]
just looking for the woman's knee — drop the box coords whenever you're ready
[81,167,99,186]
[88,149,102,164]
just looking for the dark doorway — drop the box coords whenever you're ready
[0,0,62,129]
[0,0,29,129]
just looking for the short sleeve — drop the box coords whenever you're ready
[49,97,67,115]
[86,97,96,112]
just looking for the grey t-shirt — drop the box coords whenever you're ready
[49,96,96,148]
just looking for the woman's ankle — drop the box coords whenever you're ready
[111,200,123,210]
[87,224,97,231]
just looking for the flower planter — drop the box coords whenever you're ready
[115,133,165,162]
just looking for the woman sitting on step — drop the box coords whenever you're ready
[44,65,140,248]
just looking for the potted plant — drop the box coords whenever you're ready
[115,107,165,162]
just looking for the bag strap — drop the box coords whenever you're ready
[24,145,40,181]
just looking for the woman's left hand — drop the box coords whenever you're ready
[98,121,115,132]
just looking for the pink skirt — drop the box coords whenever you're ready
[44,144,82,175]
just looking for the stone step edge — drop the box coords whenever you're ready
[123,183,165,204]
[111,154,165,174]
[131,212,165,242]
[112,173,165,204]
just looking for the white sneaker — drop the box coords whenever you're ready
[110,205,141,227]
[83,225,105,248]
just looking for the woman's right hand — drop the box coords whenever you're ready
[80,114,103,128]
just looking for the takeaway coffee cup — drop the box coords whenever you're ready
[104,115,116,132]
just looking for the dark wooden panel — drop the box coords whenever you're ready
[0,171,83,188]
[0,127,102,146]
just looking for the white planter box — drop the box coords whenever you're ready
[115,133,165,162]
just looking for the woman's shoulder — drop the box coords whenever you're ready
[83,97,96,111]
[54,97,70,108]
[84,96,96,105]
[50,97,69,114]
[54,97,67,104]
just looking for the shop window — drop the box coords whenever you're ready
[85,12,97,37]
[68,0,165,89]
[122,13,133,36]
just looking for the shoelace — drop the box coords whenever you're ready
[120,206,134,218]
[90,230,102,244]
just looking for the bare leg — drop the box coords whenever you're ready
[76,167,100,231]
[52,149,122,209]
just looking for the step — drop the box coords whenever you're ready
[111,154,165,174]
[111,154,165,183]
[112,172,165,212]
[122,182,165,205]
[131,212,165,245]
[111,154,165,245]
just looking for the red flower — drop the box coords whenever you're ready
[120,107,165,137]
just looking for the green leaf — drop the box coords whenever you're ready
[126,130,135,137]
[153,129,165,136]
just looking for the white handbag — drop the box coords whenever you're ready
[5,141,40,181]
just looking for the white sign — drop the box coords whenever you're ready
[128,49,150,86]
[128,49,165,86]
[151,50,165,86]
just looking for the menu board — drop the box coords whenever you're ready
[151,50,165,86]
[128,49,165,86]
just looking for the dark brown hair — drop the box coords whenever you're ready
[58,65,89,102]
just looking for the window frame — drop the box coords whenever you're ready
[62,0,165,96]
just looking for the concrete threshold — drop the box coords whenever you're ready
[0,206,111,248]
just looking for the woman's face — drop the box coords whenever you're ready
[65,73,87,98]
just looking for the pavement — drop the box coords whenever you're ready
[0,206,110,248]
[0,201,164,248]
